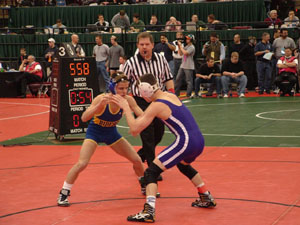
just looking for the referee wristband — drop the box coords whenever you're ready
[168,88,175,93]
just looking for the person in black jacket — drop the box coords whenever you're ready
[239,36,258,90]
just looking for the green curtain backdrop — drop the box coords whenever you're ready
[9,1,266,29]
[1,28,298,59]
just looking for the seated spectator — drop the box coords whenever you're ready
[52,19,67,35]
[111,10,130,30]
[118,55,127,72]
[130,13,145,32]
[221,52,248,98]
[108,0,122,5]
[276,47,298,96]
[194,56,222,98]
[284,10,299,28]
[264,10,282,28]
[94,14,110,32]
[6,55,43,98]
[229,34,244,56]
[147,15,163,32]
[165,16,182,32]
[44,38,58,77]
[207,14,227,30]
[189,14,206,30]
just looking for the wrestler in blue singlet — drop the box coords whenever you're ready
[155,98,205,169]
[86,103,123,145]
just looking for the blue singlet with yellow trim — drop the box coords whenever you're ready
[85,103,123,146]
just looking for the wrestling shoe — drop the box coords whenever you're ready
[57,189,70,207]
[191,191,216,208]
[127,203,155,223]
[139,177,161,198]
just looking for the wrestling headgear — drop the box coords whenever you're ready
[109,72,128,94]
[138,81,159,98]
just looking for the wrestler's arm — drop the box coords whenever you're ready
[81,94,110,122]
[125,95,144,117]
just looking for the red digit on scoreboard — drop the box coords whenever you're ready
[78,91,85,104]
[73,114,80,127]
[86,90,92,103]
[70,91,77,105]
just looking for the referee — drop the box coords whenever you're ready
[123,32,174,178]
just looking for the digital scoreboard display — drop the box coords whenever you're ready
[49,56,99,139]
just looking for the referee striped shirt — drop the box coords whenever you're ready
[123,52,173,97]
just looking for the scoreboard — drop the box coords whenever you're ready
[49,56,100,140]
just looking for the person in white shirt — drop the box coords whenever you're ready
[172,32,184,81]
[118,55,127,72]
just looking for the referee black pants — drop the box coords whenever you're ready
[134,96,165,167]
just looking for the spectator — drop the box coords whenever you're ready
[254,32,274,94]
[147,15,163,32]
[118,55,127,72]
[284,10,299,28]
[94,14,110,32]
[272,28,296,59]
[221,52,248,98]
[207,14,218,30]
[18,48,28,67]
[172,32,184,81]
[93,35,110,92]
[194,56,222,98]
[239,36,258,90]
[108,0,122,5]
[108,35,125,75]
[165,16,182,32]
[0,61,6,72]
[264,10,282,28]
[207,14,226,30]
[111,10,130,30]
[130,13,145,32]
[189,14,206,29]
[70,34,85,57]
[153,34,176,76]
[6,55,42,98]
[276,47,298,96]
[44,38,58,77]
[229,34,244,56]
[202,32,226,66]
[272,29,281,42]
[175,34,195,98]
[52,19,67,35]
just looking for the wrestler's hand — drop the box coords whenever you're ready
[111,94,130,110]
[94,95,110,113]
